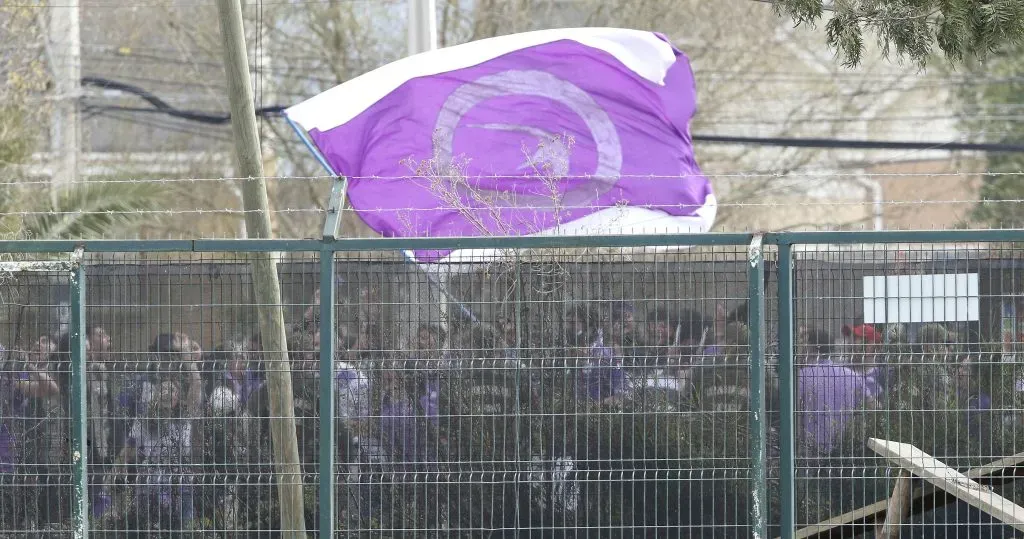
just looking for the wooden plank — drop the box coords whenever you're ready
[868,438,1024,533]
[784,450,1024,539]
[790,496,901,539]
[877,471,912,539]
[966,452,1024,480]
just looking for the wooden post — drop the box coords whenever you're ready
[214,0,307,536]
[784,450,1024,539]
[870,438,1024,533]
[878,471,912,539]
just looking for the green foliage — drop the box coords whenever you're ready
[19,181,168,240]
[0,104,36,241]
[0,106,34,167]
[772,0,1024,68]
[0,103,169,240]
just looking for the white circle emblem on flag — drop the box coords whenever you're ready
[432,70,622,209]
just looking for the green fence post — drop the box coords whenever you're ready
[322,177,347,241]
[69,247,88,538]
[512,251,525,530]
[748,235,768,538]
[777,241,796,538]
[318,175,345,537]
[318,246,336,537]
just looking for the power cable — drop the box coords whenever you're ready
[82,76,284,124]
[81,75,1024,153]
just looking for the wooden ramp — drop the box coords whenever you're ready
[783,449,1024,538]
[868,438,1024,533]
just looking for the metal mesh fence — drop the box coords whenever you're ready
[1,234,1023,537]
[0,264,74,535]
[345,245,757,536]
[788,242,1024,538]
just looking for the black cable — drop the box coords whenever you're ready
[81,76,285,124]
[82,75,1024,153]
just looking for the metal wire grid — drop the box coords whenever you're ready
[0,267,75,534]
[331,246,756,536]
[0,253,321,537]
[0,246,760,537]
[3,235,1024,537]
[85,253,321,537]
[790,243,1024,538]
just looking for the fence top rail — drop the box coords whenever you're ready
[769,229,1024,245]
[0,230,1021,254]
[0,234,753,253]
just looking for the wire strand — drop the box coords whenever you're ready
[4,171,1023,187]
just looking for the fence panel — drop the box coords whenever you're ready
[788,241,1024,538]
[0,259,76,535]
[329,245,756,536]
[74,251,319,537]
[3,241,766,536]
[3,232,1023,537]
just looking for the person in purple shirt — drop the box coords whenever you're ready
[379,323,449,464]
[203,343,264,410]
[116,333,203,531]
[331,318,442,467]
[341,335,441,530]
[379,373,441,463]
[798,361,882,456]
[798,324,883,457]
[566,304,628,403]
[578,330,628,403]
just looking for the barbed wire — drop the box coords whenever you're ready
[0,207,324,217]
[337,171,1019,180]
[13,47,1024,87]
[1,170,1020,187]
[0,175,332,186]
[0,198,1012,220]
[7,0,394,7]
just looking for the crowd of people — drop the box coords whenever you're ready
[0,284,1017,536]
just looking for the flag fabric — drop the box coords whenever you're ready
[286,27,716,264]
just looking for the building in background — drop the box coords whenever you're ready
[21,1,269,239]
[698,8,981,232]
[16,0,984,239]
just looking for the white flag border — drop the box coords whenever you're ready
[285,27,678,133]
[404,197,718,269]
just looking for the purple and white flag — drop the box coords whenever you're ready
[286,28,716,263]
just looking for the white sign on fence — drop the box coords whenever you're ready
[863,273,979,324]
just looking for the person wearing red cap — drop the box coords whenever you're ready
[842,324,882,344]
[841,324,884,371]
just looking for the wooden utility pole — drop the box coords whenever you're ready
[215,0,307,536]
